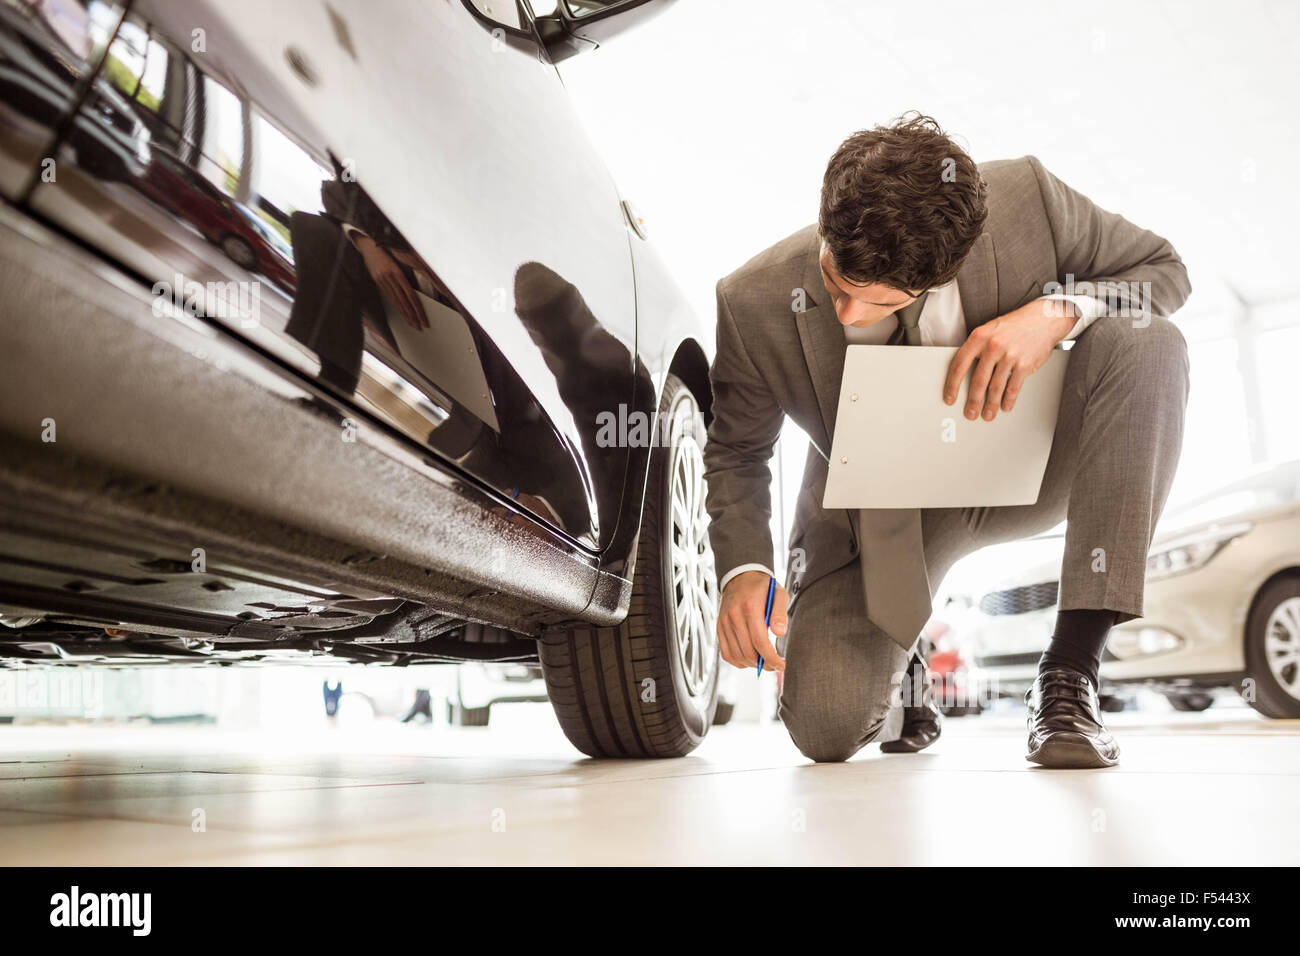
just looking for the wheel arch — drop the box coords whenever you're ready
[1244,565,1300,642]
[665,336,714,426]
[1240,564,1300,717]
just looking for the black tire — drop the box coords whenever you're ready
[712,700,735,726]
[221,234,257,270]
[540,374,719,758]
[1241,576,1300,718]
[446,702,491,727]
[1166,692,1215,712]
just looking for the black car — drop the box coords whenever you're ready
[0,0,721,757]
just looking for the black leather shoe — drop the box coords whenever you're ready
[1025,666,1120,768]
[881,654,943,754]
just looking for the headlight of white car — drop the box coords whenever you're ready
[1145,522,1252,581]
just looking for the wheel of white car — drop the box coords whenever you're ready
[540,374,720,757]
[1242,576,1300,718]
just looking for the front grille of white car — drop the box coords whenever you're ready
[978,580,1060,616]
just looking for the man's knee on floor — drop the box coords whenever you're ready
[780,698,890,763]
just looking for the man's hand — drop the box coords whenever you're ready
[718,570,788,671]
[356,235,428,331]
[944,298,1077,420]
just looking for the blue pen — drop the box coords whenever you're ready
[756,575,776,677]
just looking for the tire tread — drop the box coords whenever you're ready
[540,375,714,758]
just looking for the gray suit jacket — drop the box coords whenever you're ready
[703,155,1192,612]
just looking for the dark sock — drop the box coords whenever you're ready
[1039,609,1118,688]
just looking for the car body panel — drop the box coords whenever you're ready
[15,0,644,556]
[0,207,614,643]
[0,0,709,655]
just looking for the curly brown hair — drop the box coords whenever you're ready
[819,113,987,292]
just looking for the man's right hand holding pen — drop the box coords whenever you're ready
[718,569,789,672]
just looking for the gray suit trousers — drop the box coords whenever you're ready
[777,313,1190,762]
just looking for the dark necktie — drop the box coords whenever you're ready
[857,290,932,649]
[887,290,928,345]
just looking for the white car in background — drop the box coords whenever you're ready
[945,461,1300,718]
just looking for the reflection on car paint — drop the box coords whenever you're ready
[5,0,647,552]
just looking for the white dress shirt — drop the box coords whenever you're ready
[716,286,1105,594]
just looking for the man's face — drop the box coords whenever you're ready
[819,243,919,328]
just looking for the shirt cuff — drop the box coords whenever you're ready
[718,563,774,593]
[341,223,372,248]
[1043,294,1106,340]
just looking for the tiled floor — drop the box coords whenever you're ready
[1,703,1296,865]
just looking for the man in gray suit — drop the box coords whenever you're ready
[703,114,1190,768]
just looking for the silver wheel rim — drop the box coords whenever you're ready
[1264,596,1300,700]
[668,411,718,701]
